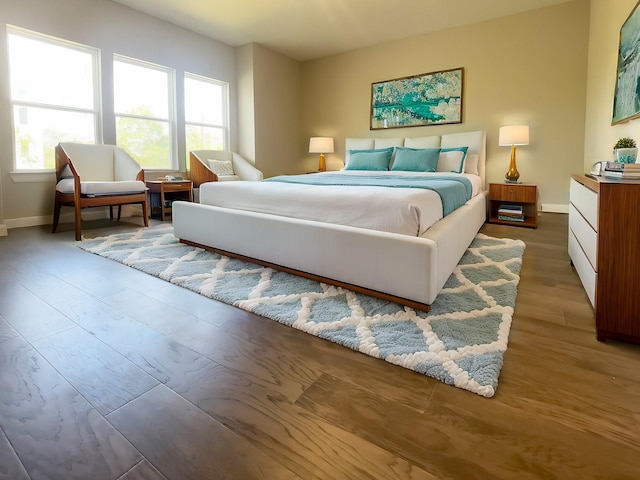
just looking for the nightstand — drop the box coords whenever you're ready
[488,183,538,228]
[146,180,193,220]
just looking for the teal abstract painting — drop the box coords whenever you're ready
[613,3,640,125]
[371,67,463,129]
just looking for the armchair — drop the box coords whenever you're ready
[189,150,263,188]
[52,143,149,241]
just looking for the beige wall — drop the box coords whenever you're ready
[300,0,590,210]
[584,0,640,170]
[238,44,300,177]
[0,0,237,228]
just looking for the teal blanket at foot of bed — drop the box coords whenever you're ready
[265,173,473,216]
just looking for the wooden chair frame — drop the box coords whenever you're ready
[52,144,149,241]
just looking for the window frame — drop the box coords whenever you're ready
[113,54,177,170]
[7,25,102,173]
[184,72,230,154]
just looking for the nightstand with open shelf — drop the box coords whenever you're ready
[146,180,193,220]
[488,183,538,228]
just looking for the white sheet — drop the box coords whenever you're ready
[198,171,483,237]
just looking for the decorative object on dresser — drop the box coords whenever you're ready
[613,137,638,163]
[498,125,530,183]
[569,174,640,345]
[612,1,640,125]
[488,183,538,228]
[308,137,334,172]
[603,161,640,178]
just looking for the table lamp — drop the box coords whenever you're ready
[309,137,334,172]
[499,125,529,183]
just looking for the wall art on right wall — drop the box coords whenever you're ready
[612,0,640,125]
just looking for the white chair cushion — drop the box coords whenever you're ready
[216,175,240,182]
[56,179,146,196]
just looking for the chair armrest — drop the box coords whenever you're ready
[232,153,263,181]
[114,147,144,181]
[189,152,218,187]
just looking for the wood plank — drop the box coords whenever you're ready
[32,327,159,415]
[107,385,303,480]
[179,362,438,480]
[0,335,141,479]
[0,427,30,480]
[118,460,168,480]
[297,372,640,479]
[0,283,76,342]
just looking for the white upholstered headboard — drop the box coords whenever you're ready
[345,130,487,188]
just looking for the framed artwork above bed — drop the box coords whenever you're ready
[370,67,464,130]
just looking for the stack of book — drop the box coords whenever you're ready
[497,204,524,222]
[604,162,640,178]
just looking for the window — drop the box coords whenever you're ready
[184,73,229,157]
[114,56,176,170]
[7,26,100,170]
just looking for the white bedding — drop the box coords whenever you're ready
[198,171,483,237]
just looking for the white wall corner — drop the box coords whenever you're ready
[540,203,569,214]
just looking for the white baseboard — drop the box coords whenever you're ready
[540,203,569,214]
[5,206,143,230]
[0,223,7,236]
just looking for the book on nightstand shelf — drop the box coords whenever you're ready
[497,215,525,222]
[497,204,524,218]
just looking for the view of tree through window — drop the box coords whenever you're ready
[185,73,228,158]
[114,56,176,169]
[7,27,99,170]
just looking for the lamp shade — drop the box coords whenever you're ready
[499,125,529,146]
[309,137,334,154]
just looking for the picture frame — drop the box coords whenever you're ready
[370,67,464,130]
[612,0,640,125]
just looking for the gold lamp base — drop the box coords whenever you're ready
[505,145,520,182]
[318,153,326,172]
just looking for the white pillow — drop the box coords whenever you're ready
[208,159,234,176]
[464,153,479,176]
[437,151,465,173]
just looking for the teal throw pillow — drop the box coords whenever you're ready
[437,146,469,173]
[391,147,440,172]
[345,147,393,171]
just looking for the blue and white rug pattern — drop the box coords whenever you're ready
[79,225,525,397]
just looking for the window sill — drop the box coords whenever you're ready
[10,170,56,183]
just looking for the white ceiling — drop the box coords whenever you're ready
[112,0,573,61]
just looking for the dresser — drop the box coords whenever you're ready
[569,174,640,344]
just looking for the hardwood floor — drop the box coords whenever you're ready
[1,214,639,479]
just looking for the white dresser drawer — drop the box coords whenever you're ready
[570,178,598,231]
[569,229,596,307]
[568,204,597,270]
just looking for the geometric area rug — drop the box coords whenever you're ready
[78,225,525,398]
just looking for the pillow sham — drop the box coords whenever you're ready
[208,159,235,176]
[437,147,469,174]
[464,153,479,176]
[390,147,440,172]
[344,147,393,171]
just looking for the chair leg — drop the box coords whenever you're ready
[142,201,149,227]
[74,203,82,241]
[52,195,62,233]
[117,205,122,221]
[109,206,114,220]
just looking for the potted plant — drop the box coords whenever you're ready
[614,137,638,163]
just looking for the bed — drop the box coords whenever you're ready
[172,130,487,311]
